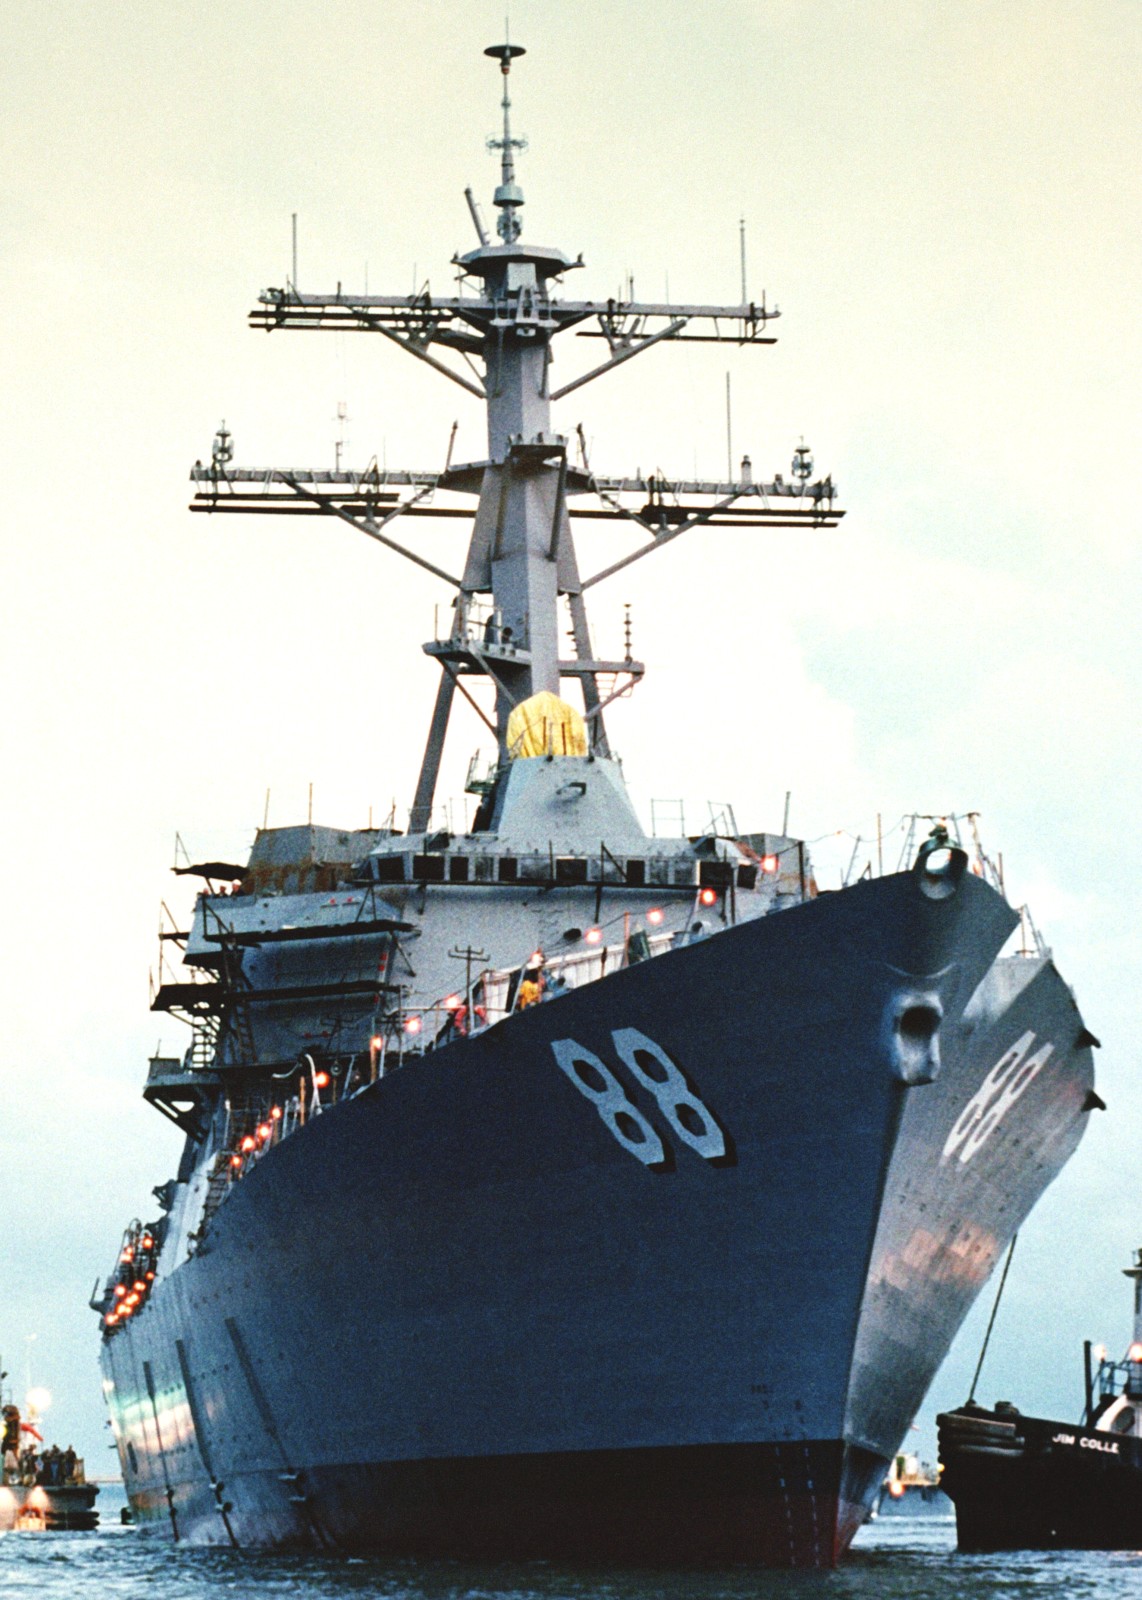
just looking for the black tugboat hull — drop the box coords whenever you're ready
[940,1405,1142,1551]
[102,871,1096,1565]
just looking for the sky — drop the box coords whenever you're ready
[1,0,1140,1476]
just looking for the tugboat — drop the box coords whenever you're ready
[93,36,1100,1566]
[939,1249,1142,1550]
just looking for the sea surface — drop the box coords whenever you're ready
[4,1497,1142,1600]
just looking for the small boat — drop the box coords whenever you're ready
[938,1248,1142,1551]
[1,1400,99,1533]
[874,1450,950,1516]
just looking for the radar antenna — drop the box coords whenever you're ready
[484,43,527,243]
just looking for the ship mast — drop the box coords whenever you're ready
[191,42,843,832]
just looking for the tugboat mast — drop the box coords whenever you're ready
[191,43,842,832]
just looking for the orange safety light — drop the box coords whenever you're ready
[1130,1343,1142,1363]
[761,854,778,873]
[125,1293,139,1307]
[240,1135,256,1152]
[443,994,462,1011]
[314,1070,331,1088]
[141,1235,153,1249]
[257,1123,272,1141]
[585,927,603,945]
[404,1016,422,1035]
[133,1280,146,1293]
[145,1271,155,1281]
[230,1153,242,1168]
[271,1105,282,1120]
[646,908,664,925]
[699,887,718,906]
[114,1284,127,1298]
[888,1479,905,1499]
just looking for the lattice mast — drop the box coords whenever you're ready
[191,43,843,830]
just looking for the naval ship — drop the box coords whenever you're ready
[94,42,1101,1566]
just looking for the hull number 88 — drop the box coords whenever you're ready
[551,1029,729,1168]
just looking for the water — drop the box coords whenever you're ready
[4,1510,1142,1600]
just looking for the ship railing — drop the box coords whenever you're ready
[97,1218,162,1335]
[435,593,529,655]
[400,876,790,1052]
[1096,1353,1142,1403]
[465,749,500,797]
[1016,903,1051,960]
[439,929,681,1035]
[189,1044,414,1232]
[187,1099,296,1246]
[897,811,1005,895]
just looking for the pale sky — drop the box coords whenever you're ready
[2,1,1140,1472]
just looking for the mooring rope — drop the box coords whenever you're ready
[968,1231,1019,1404]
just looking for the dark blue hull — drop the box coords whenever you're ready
[102,870,1094,1564]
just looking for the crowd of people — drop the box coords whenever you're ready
[3,1442,80,1487]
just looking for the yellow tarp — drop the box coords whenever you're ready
[506,691,588,758]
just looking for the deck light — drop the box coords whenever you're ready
[241,1135,256,1152]
[585,927,603,945]
[1129,1343,1142,1362]
[646,908,664,925]
[271,1105,282,1120]
[761,854,778,873]
[314,1070,331,1088]
[443,994,462,1011]
[405,1016,422,1035]
[699,887,718,907]
[230,1154,243,1168]
[114,1285,126,1298]
[258,1123,272,1141]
